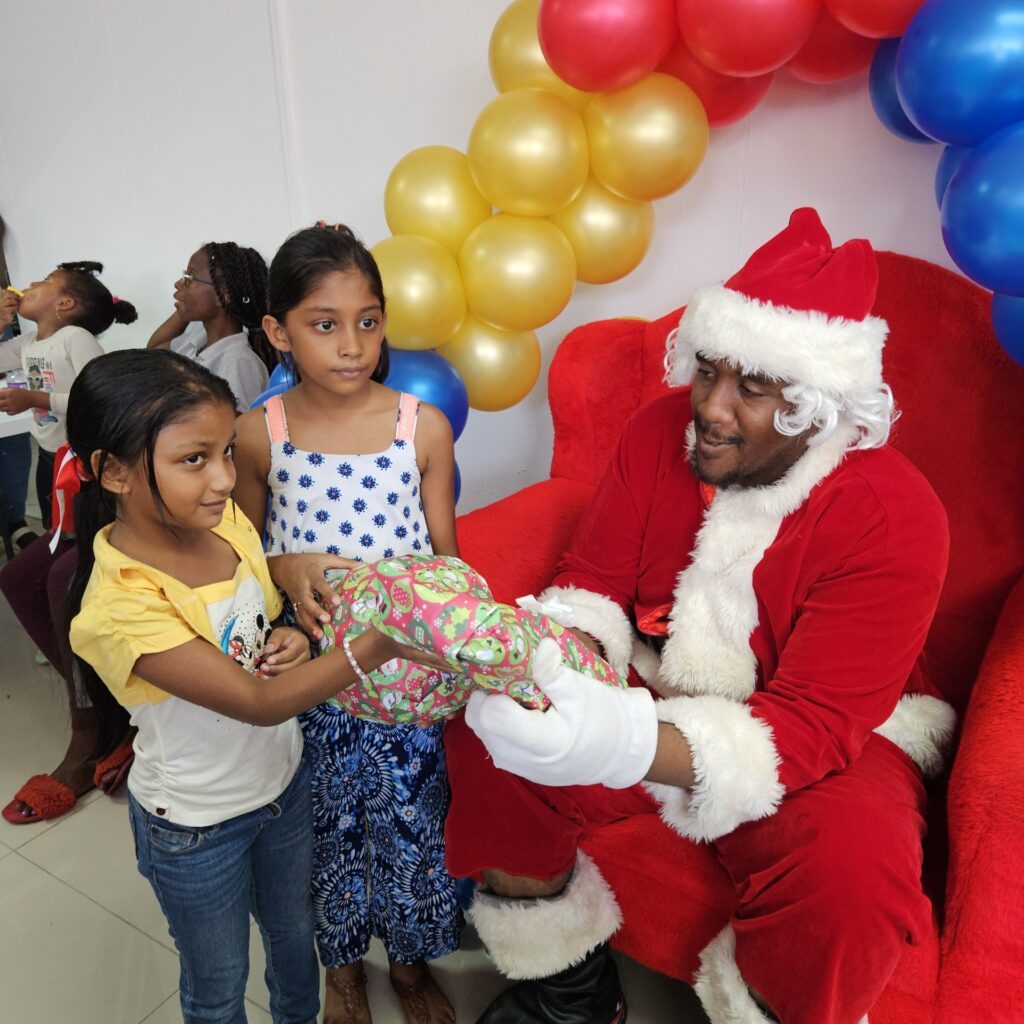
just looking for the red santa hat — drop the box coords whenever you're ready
[666,208,888,398]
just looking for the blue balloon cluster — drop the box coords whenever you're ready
[868,0,1024,362]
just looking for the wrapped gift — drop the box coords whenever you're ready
[319,554,625,726]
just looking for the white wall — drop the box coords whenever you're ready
[0,0,956,511]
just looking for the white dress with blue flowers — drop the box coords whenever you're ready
[262,391,461,967]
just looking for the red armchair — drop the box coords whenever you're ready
[455,252,1024,1024]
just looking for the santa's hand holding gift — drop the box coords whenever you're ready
[447,208,955,1024]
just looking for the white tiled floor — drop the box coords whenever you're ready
[0,562,707,1024]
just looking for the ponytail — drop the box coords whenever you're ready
[56,261,138,335]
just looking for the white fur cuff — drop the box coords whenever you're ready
[875,693,956,777]
[646,696,784,842]
[538,585,635,679]
[468,851,622,980]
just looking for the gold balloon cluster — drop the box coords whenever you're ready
[376,0,710,411]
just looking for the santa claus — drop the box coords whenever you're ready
[444,208,956,1024]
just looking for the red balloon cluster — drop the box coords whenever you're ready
[537,0,919,128]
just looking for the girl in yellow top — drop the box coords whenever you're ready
[66,348,445,1024]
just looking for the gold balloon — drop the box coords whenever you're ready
[550,175,654,284]
[384,146,492,257]
[489,0,593,112]
[438,313,541,411]
[584,73,709,202]
[459,214,576,332]
[371,234,466,350]
[468,89,589,218]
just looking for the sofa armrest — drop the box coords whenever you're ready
[456,478,595,605]
[936,572,1024,1023]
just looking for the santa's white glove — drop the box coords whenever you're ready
[465,638,659,789]
[515,593,576,628]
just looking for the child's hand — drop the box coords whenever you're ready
[0,289,19,328]
[0,387,37,415]
[259,627,311,676]
[268,552,362,640]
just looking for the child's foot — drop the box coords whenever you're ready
[389,961,455,1024]
[324,962,372,1024]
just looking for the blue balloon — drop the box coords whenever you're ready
[942,120,1024,295]
[934,145,969,209]
[897,0,1024,148]
[268,362,296,388]
[248,379,293,410]
[992,292,1024,365]
[453,461,462,505]
[869,40,934,144]
[384,349,470,441]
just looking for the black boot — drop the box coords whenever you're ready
[476,943,626,1024]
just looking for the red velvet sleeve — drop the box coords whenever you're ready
[750,486,950,793]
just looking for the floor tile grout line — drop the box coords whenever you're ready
[10,847,180,956]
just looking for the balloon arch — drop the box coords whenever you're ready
[272,1,1024,462]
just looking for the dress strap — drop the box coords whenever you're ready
[263,393,290,444]
[395,392,420,443]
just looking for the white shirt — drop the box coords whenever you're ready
[0,326,104,451]
[171,322,269,411]
[125,563,303,827]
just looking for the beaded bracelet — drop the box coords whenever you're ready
[342,634,373,690]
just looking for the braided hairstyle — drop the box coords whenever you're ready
[56,261,138,335]
[266,222,390,383]
[201,242,275,373]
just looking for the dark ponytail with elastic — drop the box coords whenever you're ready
[65,349,237,738]
[56,261,138,335]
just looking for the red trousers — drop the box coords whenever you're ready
[444,715,932,1024]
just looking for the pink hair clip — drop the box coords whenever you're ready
[111,296,121,304]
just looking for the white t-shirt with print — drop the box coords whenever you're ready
[0,326,103,451]
[125,561,303,827]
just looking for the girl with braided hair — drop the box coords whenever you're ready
[148,241,275,411]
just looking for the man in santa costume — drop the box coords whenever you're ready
[444,208,956,1024]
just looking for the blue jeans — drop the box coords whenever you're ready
[0,433,30,523]
[128,758,318,1024]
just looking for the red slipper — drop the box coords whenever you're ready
[93,742,134,794]
[2,774,77,824]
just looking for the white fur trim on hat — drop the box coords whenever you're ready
[646,695,784,843]
[875,693,956,777]
[468,850,622,980]
[537,585,634,679]
[665,284,888,397]
[656,422,858,701]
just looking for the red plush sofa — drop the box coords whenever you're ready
[455,252,1024,1024]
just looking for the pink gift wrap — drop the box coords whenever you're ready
[319,554,626,726]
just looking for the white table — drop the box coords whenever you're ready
[0,409,32,440]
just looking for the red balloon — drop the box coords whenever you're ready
[538,0,678,93]
[676,0,820,77]
[825,0,924,39]
[786,7,877,84]
[658,37,773,127]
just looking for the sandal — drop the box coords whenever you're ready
[2,774,77,824]
[92,741,134,794]
[325,964,371,1024]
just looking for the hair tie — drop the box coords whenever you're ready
[111,295,121,305]
[242,296,250,304]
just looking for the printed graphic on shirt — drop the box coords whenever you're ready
[208,574,273,675]
[25,358,58,425]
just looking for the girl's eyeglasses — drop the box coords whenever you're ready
[180,270,214,287]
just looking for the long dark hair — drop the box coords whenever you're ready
[267,222,390,383]
[56,261,138,334]
[200,242,276,373]
[65,349,237,742]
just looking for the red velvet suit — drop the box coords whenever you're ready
[446,390,953,1024]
